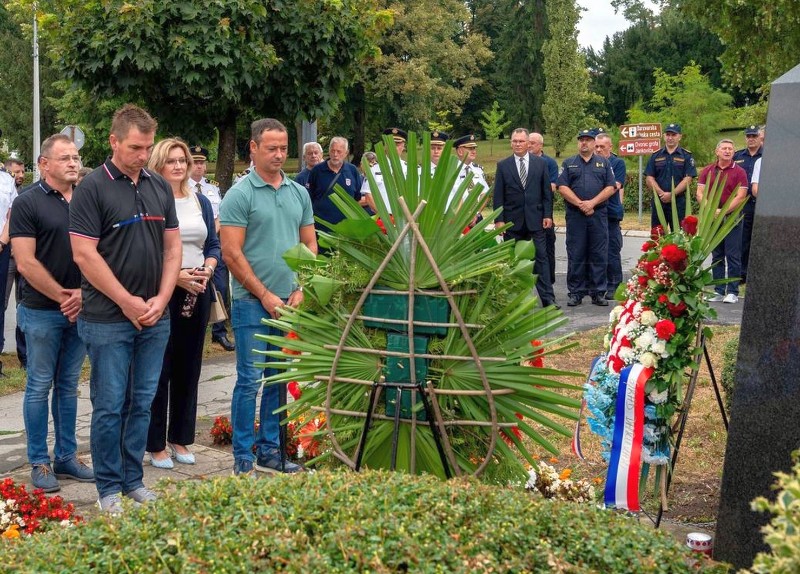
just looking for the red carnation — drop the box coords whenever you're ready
[661,244,688,271]
[288,381,302,400]
[655,319,677,340]
[681,215,699,235]
[375,218,387,235]
[666,301,687,317]
[619,336,631,348]
[609,355,624,373]
[651,225,665,240]
[658,294,669,304]
[638,275,649,286]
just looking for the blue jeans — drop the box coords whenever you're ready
[78,317,170,498]
[231,297,285,462]
[19,306,86,465]
[712,220,743,296]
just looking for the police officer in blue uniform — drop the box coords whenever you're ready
[594,131,627,299]
[644,123,696,229]
[528,132,559,290]
[733,125,763,284]
[557,129,616,307]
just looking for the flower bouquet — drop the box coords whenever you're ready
[583,175,746,510]
[1,478,81,539]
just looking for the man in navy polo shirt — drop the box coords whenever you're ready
[11,134,94,493]
[70,104,181,513]
[307,136,362,232]
[557,129,616,307]
[733,125,763,284]
[645,123,696,229]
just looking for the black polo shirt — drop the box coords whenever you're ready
[10,181,82,310]
[69,159,179,322]
[557,153,615,207]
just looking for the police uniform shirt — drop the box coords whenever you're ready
[644,147,697,192]
[189,177,221,219]
[541,153,559,186]
[557,153,615,207]
[449,162,488,210]
[607,154,626,221]
[733,146,763,196]
[360,159,408,213]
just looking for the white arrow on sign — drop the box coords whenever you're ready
[620,127,629,138]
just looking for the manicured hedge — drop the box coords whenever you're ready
[0,470,725,573]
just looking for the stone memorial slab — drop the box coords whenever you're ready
[715,62,800,569]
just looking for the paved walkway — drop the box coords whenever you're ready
[0,228,742,539]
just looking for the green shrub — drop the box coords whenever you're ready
[720,336,740,412]
[747,451,800,574]
[0,470,726,573]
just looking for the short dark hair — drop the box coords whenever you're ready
[512,128,530,137]
[111,104,157,140]
[40,134,74,159]
[5,157,24,168]
[251,118,287,143]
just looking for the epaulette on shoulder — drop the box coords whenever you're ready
[473,163,484,170]
[682,148,693,155]
[208,179,219,187]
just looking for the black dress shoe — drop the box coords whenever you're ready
[567,295,582,307]
[542,300,561,310]
[213,334,236,351]
[605,293,617,301]
[591,295,609,306]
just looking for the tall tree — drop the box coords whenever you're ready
[541,0,589,157]
[20,0,382,190]
[613,0,800,92]
[587,7,726,125]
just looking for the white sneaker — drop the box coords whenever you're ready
[723,293,739,304]
[707,294,725,302]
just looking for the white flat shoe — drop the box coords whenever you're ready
[169,444,195,465]
[149,452,174,469]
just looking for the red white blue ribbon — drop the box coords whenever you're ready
[572,355,602,460]
[604,363,653,511]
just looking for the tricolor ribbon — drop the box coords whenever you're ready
[572,355,603,460]
[604,363,653,512]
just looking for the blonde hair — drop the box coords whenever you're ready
[148,138,193,197]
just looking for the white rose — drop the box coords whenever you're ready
[651,340,667,356]
[610,305,624,321]
[640,310,657,326]
[635,331,655,350]
[639,352,659,368]
[648,388,669,404]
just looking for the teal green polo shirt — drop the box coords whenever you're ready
[219,169,314,299]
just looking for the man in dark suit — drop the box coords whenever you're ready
[493,128,556,308]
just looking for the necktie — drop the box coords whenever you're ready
[196,182,202,194]
[519,157,527,187]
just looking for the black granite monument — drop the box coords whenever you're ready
[715,63,800,568]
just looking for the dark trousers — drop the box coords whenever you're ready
[211,260,230,338]
[740,200,756,283]
[606,218,623,296]
[0,246,10,351]
[147,285,211,451]
[545,226,556,286]
[650,194,686,231]
[712,221,743,296]
[506,227,555,306]
[566,208,608,298]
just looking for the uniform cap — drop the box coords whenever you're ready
[430,131,449,144]
[665,123,682,134]
[190,145,209,160]
[453,134,478,148]
[744,125,760,136]
[382,127,408,143]
[577,129,596,140]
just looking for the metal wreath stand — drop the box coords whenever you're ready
[651,326,729,528]
[310,197,518,479]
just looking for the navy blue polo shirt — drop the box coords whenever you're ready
[307,160,363,230]
[69,159,179,322]
[644,147,697,193]
[557,153,615,208]
[294,167,312,188]
[541,153,559,186]
[10,180,82,310]
[733,146,763,196]
[608,154,626,220]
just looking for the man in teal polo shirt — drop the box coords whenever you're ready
[219,118,317,476]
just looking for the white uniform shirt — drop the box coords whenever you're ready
[189,177,222,219]
[0,171,17,224]
[360,159,408,214]
[448,163,488,211]
[751,157,762,185]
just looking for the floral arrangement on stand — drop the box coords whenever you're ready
[525,461,597,503]
[1,477,81,539]
[582,180,746,511]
